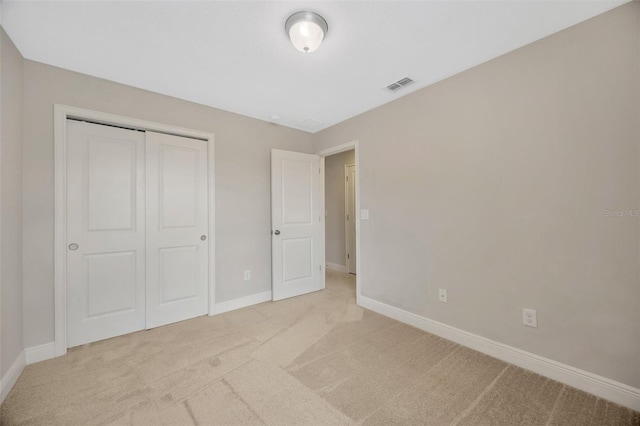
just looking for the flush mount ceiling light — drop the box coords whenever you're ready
[285,11,328,53]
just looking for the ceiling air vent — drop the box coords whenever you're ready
[298,118,326,131]
[386,77,414,92]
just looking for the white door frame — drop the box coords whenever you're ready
[316,140,360,303]
[53,104,216,357]
[344,163,356,274]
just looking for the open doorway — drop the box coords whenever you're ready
[324,149,356,275]
[317,140,360,303]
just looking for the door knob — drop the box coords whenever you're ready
[200,235,207,241]
[274,230,280,235]
[68,243,79,251]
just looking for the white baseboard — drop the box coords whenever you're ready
[25,342,56,365]
[358,295,640,411]
[213,290,272,315]
[0,350,25,404]
[326,262,347,273]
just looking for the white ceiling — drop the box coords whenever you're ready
[1,0,628,133]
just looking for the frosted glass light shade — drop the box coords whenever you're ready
[285,11,328,53]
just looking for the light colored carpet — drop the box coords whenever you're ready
[1,270,638,425]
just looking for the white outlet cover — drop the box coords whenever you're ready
[360,209,369,220]
[244,270,251,281]
[523,308,537,328]
[438,288,448,303]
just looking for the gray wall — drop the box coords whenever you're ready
[325,150,355,267]
[22,60,313,348]
[314,3,640,388]
[1,28,24,376]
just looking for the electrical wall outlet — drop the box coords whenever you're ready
[438,288,448,303]
[523,308,537,328]
[244,270,251,281]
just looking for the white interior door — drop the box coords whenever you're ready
[145,132,209,329]
[271,149,324,301]
[346,164,357,274]
[66,120,146,347]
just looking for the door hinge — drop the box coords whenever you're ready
[346,176,348,182]
[346,214,349,220]
[319,264,322,271]
[319,168,321,174]
[347,253,350,259]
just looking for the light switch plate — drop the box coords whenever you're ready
[360,209,369,220]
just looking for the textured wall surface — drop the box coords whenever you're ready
[314,3,640,387]
[0,28,24,377]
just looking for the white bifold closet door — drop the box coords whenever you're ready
[66,121,208,347]
[145,131,208,329]
[66,121,146,347]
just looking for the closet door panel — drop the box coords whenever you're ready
[66,120,146,347]
[145,132,209,329]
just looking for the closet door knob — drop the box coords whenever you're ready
[200,235,207,241]
[274,230,280,235]
[68,243,79,251]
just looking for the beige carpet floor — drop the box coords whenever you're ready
[1,270,639,426]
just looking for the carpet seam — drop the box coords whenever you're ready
[140,338,257,384]
[221,378,267,425]
[355,344,464,425]
[307,330,436,395]
[183,399,200,426]
[286,321,405,373]
[167,357,255,408]
[544,384,567,426]
[449,363,510,426]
